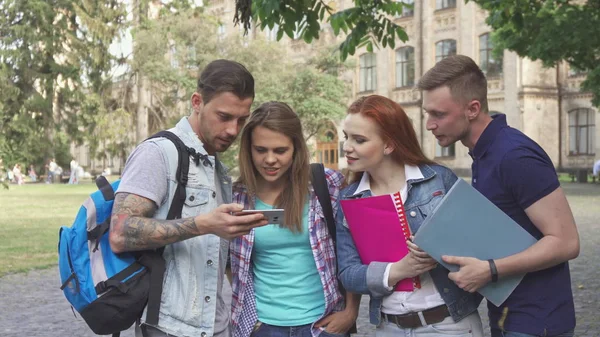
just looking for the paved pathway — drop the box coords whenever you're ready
[1,183,598,337]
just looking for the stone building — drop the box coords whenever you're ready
[74,0,599,178]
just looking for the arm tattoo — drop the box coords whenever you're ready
[111,193,198,251]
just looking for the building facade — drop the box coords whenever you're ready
[75,0,598,177]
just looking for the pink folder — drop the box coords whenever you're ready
[340,192,419,291]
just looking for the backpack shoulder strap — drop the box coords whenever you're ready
[140,130,191,329]
[310,163,356,333]
[96,175,115,201]
[146,130,190,220]
[310,163,336,242]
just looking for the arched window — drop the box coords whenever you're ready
[395,47,415,88]
[569,108,595,155]
[435,40,456,62]
[359,53,377,92]
[316,124,340,170]
[479,33,503,77]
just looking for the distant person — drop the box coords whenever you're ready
[102,167,112,177]
[593,159,600,183]
[69,159,79,184]
[29,165,37,182]
[46,158,57,184]
[12,164,24,185]
[0,158,6,183]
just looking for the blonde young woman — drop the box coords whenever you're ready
[229,101,360,337]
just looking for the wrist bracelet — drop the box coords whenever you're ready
[488,259,498,283]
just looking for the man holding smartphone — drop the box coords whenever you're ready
[109,59,268,337]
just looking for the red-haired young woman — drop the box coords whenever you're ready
[336,95,484,337]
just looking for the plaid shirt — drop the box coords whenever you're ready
[230,168,345,337]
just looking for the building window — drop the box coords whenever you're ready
[436,0,456,10]
[569,108,595,155]
[359,53,377,92]
[217,24,226,40]
[568,65,586,77]
[317,126,339,170]
[435,40,456,62]
[186,46,196,69]
[435,143,455,158]
[479,33,503,77]
[169,44,179,69]
[395,47,415,88]
[395,0,414,17]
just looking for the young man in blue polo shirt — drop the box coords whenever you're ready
[418,55,580,337]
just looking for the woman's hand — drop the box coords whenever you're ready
[314,308,357,334]
[388,238,437,285]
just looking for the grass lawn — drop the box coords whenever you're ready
[0,182,98,276]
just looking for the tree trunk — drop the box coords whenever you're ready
[134,0,149,143]
[136,74,149,142]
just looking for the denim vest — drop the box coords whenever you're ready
[336,164,482,326]
[141,117,232,337]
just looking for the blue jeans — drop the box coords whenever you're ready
[251,322,349,337]
[490,329,574,337]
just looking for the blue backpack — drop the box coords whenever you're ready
[58,131,192,337]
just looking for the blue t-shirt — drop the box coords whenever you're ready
[470,114,575,336]
[252,198,325,326]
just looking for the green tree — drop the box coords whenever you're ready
[469,0,600,107]
[234,0,413,60]
[0,0,127,169]
[130,7,351,170]
[219,37,351,170]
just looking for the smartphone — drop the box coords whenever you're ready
[239,209,285,225]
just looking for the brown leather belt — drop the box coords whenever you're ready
[381,305,450,329]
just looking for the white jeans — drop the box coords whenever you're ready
[375,312,483,337]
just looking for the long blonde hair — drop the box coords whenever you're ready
[237,101,310,232]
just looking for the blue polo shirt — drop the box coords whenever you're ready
[470,114,575,336]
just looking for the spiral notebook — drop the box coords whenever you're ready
[340,192,420,292]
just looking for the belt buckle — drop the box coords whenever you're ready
[384,313,409,329]
[384,312,424,330]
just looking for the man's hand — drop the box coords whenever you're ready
[389,239,437,284]
[314,308,357,334]
[194,203,269,240]
[443,255,491,293]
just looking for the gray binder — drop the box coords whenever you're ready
[413,178,538,306]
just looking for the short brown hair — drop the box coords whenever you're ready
[197,59,255,104]
[417,55,488,113]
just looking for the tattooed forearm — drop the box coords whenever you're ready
[110,193,199,252]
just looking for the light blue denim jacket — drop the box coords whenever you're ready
[336,164,482,326]
[140,117,231,337]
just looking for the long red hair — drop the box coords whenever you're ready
[347,95,434,184]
